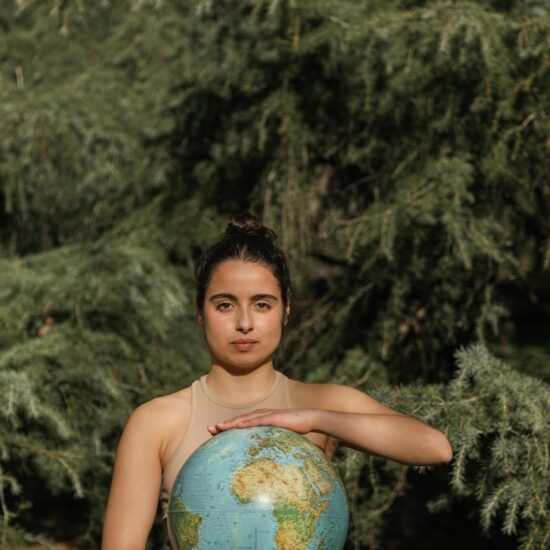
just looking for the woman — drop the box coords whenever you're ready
[101,212,453,549]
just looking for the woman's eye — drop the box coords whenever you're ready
[215,302,271,311]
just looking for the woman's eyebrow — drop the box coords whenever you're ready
[208,293,279,302]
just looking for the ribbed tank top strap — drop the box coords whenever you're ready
[159,377,199,522]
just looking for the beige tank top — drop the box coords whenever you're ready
[159,369,291,547]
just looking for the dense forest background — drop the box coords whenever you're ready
[1,0,549,548]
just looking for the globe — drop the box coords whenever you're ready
[168,425,349,549]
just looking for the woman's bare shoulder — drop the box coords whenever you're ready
[286,375,337,392]
[129,384,193,433]
[287,376,355,407]
[286,376,329,406]
[287,376,401,415]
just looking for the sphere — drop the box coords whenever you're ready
[168,425,349,549]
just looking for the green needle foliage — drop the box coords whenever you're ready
[1,0,549,548]
[337,343,549,549]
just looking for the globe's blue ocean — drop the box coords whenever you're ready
[168,425,349,549]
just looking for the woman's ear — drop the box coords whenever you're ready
[195,306,203,325]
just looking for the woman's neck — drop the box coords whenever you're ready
[204,363,277,405]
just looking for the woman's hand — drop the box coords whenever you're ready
[207,408,320,435]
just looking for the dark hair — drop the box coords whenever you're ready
[194,212,292,321]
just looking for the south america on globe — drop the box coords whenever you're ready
[167,425,349,549]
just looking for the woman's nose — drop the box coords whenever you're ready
[236,309,253,331]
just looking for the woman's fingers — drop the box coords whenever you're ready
[207,410,277,434]
[207,408,318,435]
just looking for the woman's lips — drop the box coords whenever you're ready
[232,342,256,350]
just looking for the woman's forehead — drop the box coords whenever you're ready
[208,260,279,292]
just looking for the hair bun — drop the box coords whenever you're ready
[225,212,277,242]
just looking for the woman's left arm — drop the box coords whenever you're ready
[209,383,453,466]
[314,383,453,465]
[315,409,452,465]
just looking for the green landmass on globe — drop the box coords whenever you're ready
[169,498,202,549]
[168,425,349,549]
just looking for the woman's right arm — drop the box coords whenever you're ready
[101,401,163,550]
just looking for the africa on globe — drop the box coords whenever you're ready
[168,425,349,549]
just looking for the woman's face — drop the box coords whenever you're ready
[198,259,290,371]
